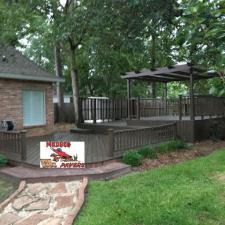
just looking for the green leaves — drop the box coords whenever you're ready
[1,0,224,98]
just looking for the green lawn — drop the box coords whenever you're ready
[75,149,225,225]
[0,175,18,203]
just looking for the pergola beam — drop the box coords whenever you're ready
[122,64,190,80]
[135,76,177,83]
[121,63,219,82]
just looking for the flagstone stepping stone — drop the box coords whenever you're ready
[12,195,39,210]
[1,180,83,225]
[0,212,22,225]
[25,196,50,211]
[48,182,67,194]
[55,195,74,209]
[27,183,47,195]
[41,217,62,225]
[14,212,50,225]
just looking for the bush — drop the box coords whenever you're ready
[123,139,186,166]
[155,139,186,154]
[210,122,225,141]
[138,147,157,159]
[0,154,7,166]
[123,151,143,167]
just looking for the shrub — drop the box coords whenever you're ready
[123,151,143,167]
[167,139,186,150]
[155,139,186,154]
[210,122,225,141]
[0,154,7,166]
[138,147,157,159]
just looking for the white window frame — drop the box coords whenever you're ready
[22,90,46,127]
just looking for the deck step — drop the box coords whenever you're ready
[70,128,94,134]
[0,162,131,182]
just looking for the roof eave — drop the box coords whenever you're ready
[0,73,64,83]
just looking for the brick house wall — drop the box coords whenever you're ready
[0,79,54,137]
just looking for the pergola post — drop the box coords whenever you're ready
[189,66,195,142]
[189,67,195,121]
[127,79,131,119]
[164,82,168,115]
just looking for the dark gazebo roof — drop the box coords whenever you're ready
[121,63,219,83]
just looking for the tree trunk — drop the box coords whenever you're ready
[69,46,80,126]
[54,45,65,122]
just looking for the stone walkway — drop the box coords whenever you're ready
[0,181,81,225]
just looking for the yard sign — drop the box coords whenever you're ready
[40,141,85,168]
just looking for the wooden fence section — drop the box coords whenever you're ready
[0,131,27,161]
[195,96,225,118]
[110,123,177,157]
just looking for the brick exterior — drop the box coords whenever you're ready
[0,79,54,137]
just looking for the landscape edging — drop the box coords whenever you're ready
[65,177,88,225]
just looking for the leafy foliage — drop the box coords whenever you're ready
[122,151,143,167]
[0,0,224,99]
[209,120,225,141]
[138,147,157,159]
[155,139,187,154]
[0,154,7,166]
[123,139,186,166]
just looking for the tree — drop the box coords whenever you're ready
[176,0,225,96]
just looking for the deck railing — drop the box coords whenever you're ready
[0,130,27,161]
[54,95,225,123]
[139,95,225,120]
[109,123,177,157]
[80,98,136,122]
[194,95,225,118]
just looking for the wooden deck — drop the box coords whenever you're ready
[25,132,110,166]
[2,115,224,166]
[21,119,177,166]
[140,115,223,121]
[25,120,148,166]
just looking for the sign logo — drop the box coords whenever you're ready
[40,141,85,168]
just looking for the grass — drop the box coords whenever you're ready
[0,175,18,203]
[75,149,225,225]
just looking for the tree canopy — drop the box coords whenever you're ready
[0,0,224,100]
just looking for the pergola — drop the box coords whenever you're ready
[121,63,219,121]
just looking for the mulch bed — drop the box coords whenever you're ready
[134,140,225,172]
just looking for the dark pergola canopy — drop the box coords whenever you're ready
[122,63,221,122]
[121,63,219,83]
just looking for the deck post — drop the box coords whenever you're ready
[127,79,131,119]
[108,129,114,157]
[120,99,123,119]
[21,130,27,161]
[179,94,183,120]
[136,97,140,119]
[93,99,97,123]
[113,99,116,121]
[165,82,168,115]
[189,66,195,142]
[189,67,195,121]
[78,98,84,126]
